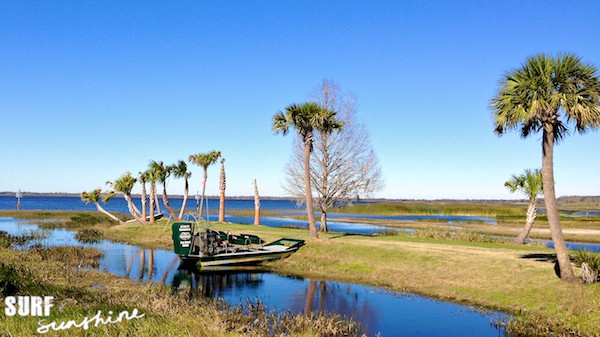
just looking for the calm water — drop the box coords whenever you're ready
[0,217,509,337]
[0,195,301,213]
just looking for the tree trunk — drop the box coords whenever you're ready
[542,124,575,282]
[254,179,261,225]
[123,193,147,225]
[149,182,156,224]
[95,203,125,225]
[515,201,536,245]
[154,187,162,214]
[199,170,207,220]
[141,183,147,220]
[162,183,179,221]
[178,178,189,220]
[319,207,328,232]
[219,163,226,222]
[304,141,318,238]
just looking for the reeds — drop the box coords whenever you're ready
[74,229,105,243]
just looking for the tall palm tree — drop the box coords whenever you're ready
[273,102,343,238]
[80,188,124,224]
[491,53,600,282]
[170,160,191,220]
[189,150,221,220]
[110,172,147,225]
[138,171,149,220]
[150,160,178,220]
[218,158,226,222]
[505,169,543,245]
[145,163,161,224]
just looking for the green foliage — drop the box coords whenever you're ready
[169,160,191,180]
[0,230,47,248]
[111,172,137,194]
[333,202,526,217]
[70,213,105,226]
[571,250,600,270]
[29,245,103,268]
[491,53,600,139]
[505,169,543,201]
[80,188,101,204]
[272,102,343,144]
[188,150,222,170]
[74,228,105,243]
[378,227,511,244]
[571,250,600,283]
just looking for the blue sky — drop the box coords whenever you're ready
[1,1,599,199]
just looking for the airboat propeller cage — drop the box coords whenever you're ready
[172,222,194,256]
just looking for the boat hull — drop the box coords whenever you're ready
[182,247,299,269]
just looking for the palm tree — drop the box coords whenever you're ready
[189,150,221,220]
[145,163,160,224]
[491,53,600,282]
[505,169,543,245]
[110,172,147,225]
[218,158,226,222]
[273,102,343,238]
[80,188,124,224]
[150,160,178,220]
[138,171,149,220]
[170,160,192,220]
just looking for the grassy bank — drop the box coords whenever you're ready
[4,210,600,336]
[0,230,358,337]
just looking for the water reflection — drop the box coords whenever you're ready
[171,268,385,335]
[119,247,180,285]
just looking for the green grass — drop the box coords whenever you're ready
[333,201,528,216]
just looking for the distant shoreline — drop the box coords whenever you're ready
[1,192,598,204]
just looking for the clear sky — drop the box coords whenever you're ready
[1,1,599,199]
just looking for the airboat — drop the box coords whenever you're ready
[171,222,305,269]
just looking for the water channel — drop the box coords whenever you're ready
[0,217,510,337]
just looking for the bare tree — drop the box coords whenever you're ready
[284,80,383,232]
[254,179,261,225]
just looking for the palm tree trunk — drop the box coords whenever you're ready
[154,188,162,214]
[162,183,179,221]
[542,124,575,282]
[254,179,260,225]
[123,193,147,225]
[200,170,208,220]
[178,178,189,220]
[95,203,124,225]
[515,201,536,245]
[149,183,156,224]
[304,141,318,238]
[141,183,147,220]
[219,163,226,222]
